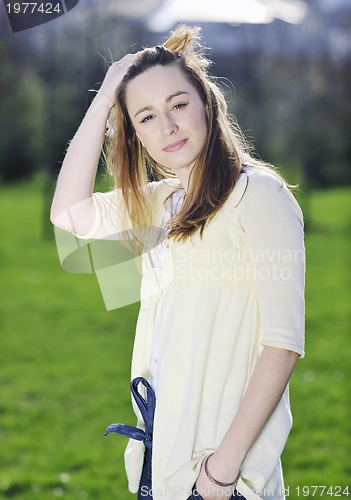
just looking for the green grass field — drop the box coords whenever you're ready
[0,178,350,499]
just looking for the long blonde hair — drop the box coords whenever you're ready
[104,25,281,242]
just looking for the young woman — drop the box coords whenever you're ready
[51,26,305,500]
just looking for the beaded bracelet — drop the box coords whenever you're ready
[204,454,241,488]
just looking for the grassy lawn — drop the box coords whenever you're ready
[0,177,350,499]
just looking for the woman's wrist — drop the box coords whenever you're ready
[216,440,246,467]
[204,454,241,488]
[205,449,243,486]
[94,91,115,110]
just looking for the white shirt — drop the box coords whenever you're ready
[148,187,186,394]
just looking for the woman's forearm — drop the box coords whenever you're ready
[50,55,138,235]
[208,346,299,482]
[50,94,112,234]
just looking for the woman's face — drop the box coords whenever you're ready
[125,63,207,186]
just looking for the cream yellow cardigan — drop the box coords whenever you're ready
[55,167,305,500]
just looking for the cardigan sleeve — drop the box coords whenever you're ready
[71,190,126,240]
[71,181,161,240]
[239,169,305,357]
[70,177,181,241]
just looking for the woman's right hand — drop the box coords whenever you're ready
[97,53,138,105]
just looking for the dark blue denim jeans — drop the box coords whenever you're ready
[105,377,246,500]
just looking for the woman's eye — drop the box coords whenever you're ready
[140,115,153,124]
[173,102,188,111]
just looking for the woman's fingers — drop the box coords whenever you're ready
[97,52,139,104]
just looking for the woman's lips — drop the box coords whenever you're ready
[163,139,188,153]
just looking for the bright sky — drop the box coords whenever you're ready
[147,0,308,32]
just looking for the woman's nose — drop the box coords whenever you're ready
[161,113,178,136]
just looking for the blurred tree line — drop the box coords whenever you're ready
[216,51,351,188]
[0,10,350,189]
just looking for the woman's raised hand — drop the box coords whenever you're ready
[50,52,139,235]
[97,53,138,106]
